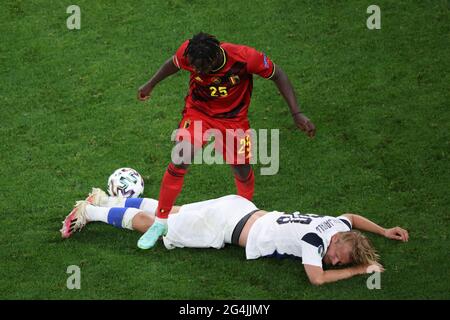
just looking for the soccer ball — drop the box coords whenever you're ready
[107,168,144,198]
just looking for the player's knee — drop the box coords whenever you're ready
[132,212,154,233]
[232,164,251,180]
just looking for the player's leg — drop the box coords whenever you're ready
[99,195,159,215]
[137,155,193,249]
[153,145,193,220]
[60,201,148,238]
[132,206,181,231]
[86,205,150,230]
[60,189,182,238]
[138,112,207,249]
[83,187,163,216]
[231,164,255,201]
[131,213,154,233]
[220,120,255,200]
[61,203,181,238]
[153,112,206,221]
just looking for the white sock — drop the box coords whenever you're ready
[86,205,109,223]
[85,205,140,230]
[121,208,140,230]
[99,197,127,207]
[139,198,158,216]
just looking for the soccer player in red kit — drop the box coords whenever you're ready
[137,32,316,249]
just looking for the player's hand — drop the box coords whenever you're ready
[293,112,316,138]
[365,261,385,273]
[354,262,385,275]
[384,227,409,242]
[138,84,152,101]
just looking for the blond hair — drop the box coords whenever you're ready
[337,231,380,265]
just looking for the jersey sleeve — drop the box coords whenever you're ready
[172,40,190,70]
[300,233,325,267]
[336,215,352,231]
[246,47,276,79]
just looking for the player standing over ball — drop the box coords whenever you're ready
[137,32,316,249]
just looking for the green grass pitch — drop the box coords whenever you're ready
[0,0,449,299]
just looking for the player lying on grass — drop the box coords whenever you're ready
[61,189,409,285]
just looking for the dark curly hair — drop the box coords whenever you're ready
[183,32,221,72]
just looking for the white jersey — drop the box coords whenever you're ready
[245,211,352,267]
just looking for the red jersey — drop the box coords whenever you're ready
[173,41,276,121]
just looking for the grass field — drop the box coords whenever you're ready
[0,0,449,300]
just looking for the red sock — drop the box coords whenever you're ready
[155,163,187,219]
[234,168,255,201]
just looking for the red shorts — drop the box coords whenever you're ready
[175,107,252,165]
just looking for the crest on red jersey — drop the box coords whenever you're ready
[211,77,221,85]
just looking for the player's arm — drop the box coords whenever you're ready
[138,57,180,100]
[342,213,409,242]
[303,263,380,285]
[270,66,316,138]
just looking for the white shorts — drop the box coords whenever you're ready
[163,195,258,250]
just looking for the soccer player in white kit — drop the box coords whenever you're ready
[61,188,409,285]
